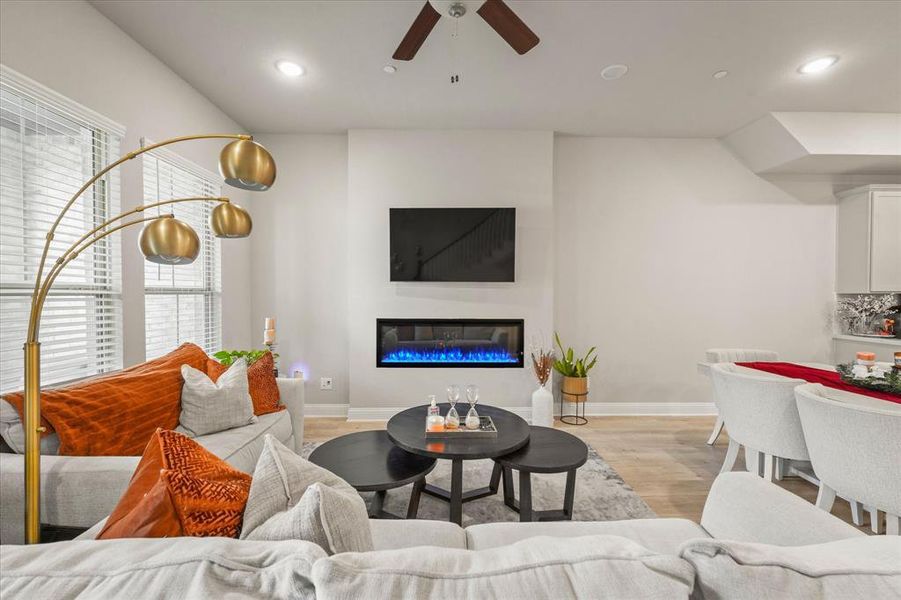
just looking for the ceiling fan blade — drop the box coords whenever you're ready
[392,1,442,61]
[477,0,539,55]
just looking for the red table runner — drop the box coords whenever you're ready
[736,362,901,404]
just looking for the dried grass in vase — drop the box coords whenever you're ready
[531,349,554,387]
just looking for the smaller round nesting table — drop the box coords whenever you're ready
[494,426,588,522]
[308,430,436,519]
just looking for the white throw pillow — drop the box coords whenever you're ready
[179,358,256,437]
[681,537,901,600]
[240,435,373,555]
[311,534,695,600]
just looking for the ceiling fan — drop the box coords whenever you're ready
[392,0,539,61]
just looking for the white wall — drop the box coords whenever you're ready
[554,137,836,407]
[346,130,555,413]
[249,135,348,406]
[0,0,254,365]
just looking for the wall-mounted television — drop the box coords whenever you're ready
[390,208,515,282]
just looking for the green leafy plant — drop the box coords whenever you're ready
[552,332,597,378]
[213,349,277,366]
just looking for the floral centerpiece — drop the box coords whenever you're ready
[835,294,897,336]
[836,363,901,397]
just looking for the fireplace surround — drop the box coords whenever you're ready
[377,318,524,368]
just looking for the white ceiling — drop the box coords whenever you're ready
[90,0,901,137]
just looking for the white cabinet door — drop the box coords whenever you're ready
[870,191,901,292]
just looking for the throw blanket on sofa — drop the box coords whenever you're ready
[2,343,208,456]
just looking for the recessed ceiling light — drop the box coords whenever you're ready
[275,60,304,77]
[600,64,628,80]
[798,56,838,75]
[383,65,397,74]
[712,70,729,79]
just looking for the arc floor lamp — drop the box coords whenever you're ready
[22,134,276,544]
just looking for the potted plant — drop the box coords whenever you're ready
[553,333,597,404]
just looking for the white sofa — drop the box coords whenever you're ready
[3,472,897,599]
[0,377,304,545]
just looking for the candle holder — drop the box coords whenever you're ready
[265,341,279,377]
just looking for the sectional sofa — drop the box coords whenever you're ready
[0,377,305,545]
[2,472,898,599]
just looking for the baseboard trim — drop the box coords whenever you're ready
[583,402,716,416]
[333,402,716,421]
[305,404,349,418]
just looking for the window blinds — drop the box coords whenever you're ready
[0,67,124,393]
[143,145,222,360]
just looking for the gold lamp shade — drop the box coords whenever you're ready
[139,216,200,265]
[210,202,252,238]
[219,139,276,191]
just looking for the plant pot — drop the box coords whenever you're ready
[561,376,589,403]
[531,384,554,427]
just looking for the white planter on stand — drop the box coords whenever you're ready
[531,384,554,427]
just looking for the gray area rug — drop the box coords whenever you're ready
[302,442,654,527]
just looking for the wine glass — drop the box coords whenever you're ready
[465,384,480,430]
[445,384,461,429]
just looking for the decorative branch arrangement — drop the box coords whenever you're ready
[528,334,555,386]
[531,349,554,386]
[835,294,897,334]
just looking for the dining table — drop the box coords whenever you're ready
[697,360,901,484]
[697,361,901,411]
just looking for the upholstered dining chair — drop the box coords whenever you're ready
[709,363,808,481]
[795,383,901,535]
[704,349,779,445]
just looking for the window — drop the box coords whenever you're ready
[0,66,124,393]
[143,146,222,359]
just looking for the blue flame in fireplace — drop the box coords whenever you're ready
[381,347,519,364]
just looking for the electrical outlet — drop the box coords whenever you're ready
[320,377,333,391]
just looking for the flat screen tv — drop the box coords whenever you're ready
[390,208,515,282]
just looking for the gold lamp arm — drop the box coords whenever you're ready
[28,134,251,318]
[30,197,227,339]
[22,134,255,545]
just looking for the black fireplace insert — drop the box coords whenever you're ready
[376,318,524,368]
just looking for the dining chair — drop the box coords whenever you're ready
[709,363,808,482]
[795,383,901,535]
[704,349,779,446]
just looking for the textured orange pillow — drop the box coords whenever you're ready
[207,352,283,416]
[2,343,209,456]
[98,429,251,540]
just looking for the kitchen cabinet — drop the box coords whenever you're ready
[836,185,901,293]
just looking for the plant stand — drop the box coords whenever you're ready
[559,390,588,425]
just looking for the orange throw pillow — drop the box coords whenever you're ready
[207,352,283,416]
[98,429,251,540]
[2,343,209,456]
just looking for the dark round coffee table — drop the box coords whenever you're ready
[495,426,588,522]
[308,430,436,519]
[387,403,530,525]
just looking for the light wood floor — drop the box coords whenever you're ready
[305,415,867,531]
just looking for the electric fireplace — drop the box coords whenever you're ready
[377,318,524,368]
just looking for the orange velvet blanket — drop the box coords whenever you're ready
[3,343,208,456]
